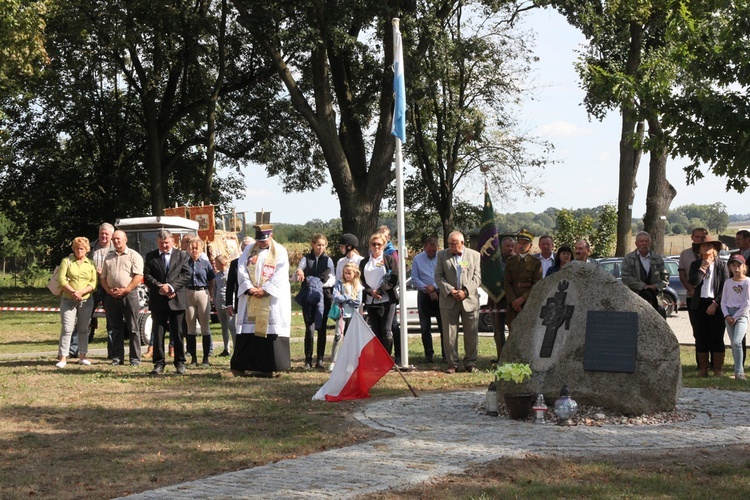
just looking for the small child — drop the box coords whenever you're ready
[721,254,750,380]
[212,255,234,356]
[329,262,364,372]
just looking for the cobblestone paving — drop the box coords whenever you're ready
[124,388,750,499]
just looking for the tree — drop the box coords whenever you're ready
[590,203,618,257]
[554,208,594,249]
[705,202,729,234]
[0,0,49,97]
[229,0,412,247]
[103,0,269,213]
[664,1,750,193]
[544,1,679,255]
[404,1,549,241]
[0,0,251,258]
[554,205,615,256]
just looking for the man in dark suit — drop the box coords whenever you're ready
[225,236,254,330]
[434,231,482,374]
[144,229,191,375]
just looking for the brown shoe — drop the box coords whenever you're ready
[143,346,153,359]
[465,366,476,373]
[445,366,457,374]
[168,345,174,358]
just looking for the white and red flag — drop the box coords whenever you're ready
[312,312,394,402]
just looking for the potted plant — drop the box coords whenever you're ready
[492,362,534,420]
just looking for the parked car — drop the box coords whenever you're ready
[663,259,687,310]
[399,271,494,332]
[595,257,679,316]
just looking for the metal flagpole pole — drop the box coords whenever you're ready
[392,18,410,369]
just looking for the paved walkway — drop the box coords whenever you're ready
[123,388,750,499]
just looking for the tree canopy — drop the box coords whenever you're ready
[403,0,549,242]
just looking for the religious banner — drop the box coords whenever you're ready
[477,187,503,302]
[223,211,247,239]
[163,206,187,218]
[188,205,215,241]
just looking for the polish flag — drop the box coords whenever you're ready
[313,312,394,402]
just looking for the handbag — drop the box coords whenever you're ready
[328,302,341,320]
[47,265,63,296]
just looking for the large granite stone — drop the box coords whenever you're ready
[497,261,682,415]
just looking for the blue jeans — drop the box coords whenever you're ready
[59,296,94,358]
[725,307,747,376]
[216,307,234,351]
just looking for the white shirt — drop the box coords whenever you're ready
[638,252,651,275]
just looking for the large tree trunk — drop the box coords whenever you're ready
[438,192,454,248]
[615,112,644,256]
[339,194,381,255]
[615,22,645,257]
[642,117,676,254]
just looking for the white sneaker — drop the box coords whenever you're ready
[55,360,66,369]
[78,359,91,366]
[328,362,335,373]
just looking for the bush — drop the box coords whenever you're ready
[18,262,50,288]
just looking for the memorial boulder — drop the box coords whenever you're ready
[498,261,681,416]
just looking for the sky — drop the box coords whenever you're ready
[232,7,748,225]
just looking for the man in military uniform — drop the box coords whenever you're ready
[503,229,543,328]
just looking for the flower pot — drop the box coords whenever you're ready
[503,393,534,420]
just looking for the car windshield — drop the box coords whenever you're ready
[664,261,678,276]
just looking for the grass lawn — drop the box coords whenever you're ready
[1,287,749,499]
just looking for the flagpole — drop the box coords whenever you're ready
[392,18,409,369]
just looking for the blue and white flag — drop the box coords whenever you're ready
[391,23,406,143]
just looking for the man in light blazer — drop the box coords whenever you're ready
[434,231,482,373]
[143,229,191,375]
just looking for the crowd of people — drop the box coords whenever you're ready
[53,223,749,380]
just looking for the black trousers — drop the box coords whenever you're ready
[417,291,443,359]
[693,298,726,353]
[152,309,186,367]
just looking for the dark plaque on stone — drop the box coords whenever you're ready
[583,311,638,373]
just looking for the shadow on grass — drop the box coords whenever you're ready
[0,371,380,500]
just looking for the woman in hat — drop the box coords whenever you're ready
[721,254,750,380]
[335,233,363,280]
[688,239,729,377]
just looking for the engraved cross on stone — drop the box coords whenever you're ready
[538,280,574,358]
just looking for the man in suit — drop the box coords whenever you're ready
[532,234,556,277]
[143,229,191,375]
[225,236,254,322]
[434,231,482,374]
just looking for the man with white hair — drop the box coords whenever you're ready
[434,231,482,374]
[621,231,666,317]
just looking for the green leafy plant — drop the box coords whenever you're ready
[492,363,532,384]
